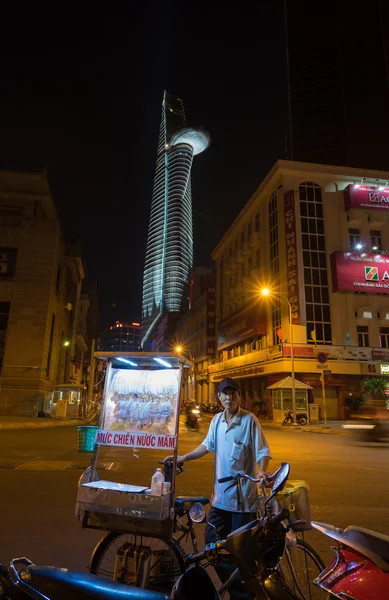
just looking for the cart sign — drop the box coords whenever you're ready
[330,251,389,294]
[96,367,180,449]
[344,184,389,212]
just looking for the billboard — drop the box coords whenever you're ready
[344,184,389,212]
[331,251,389,294]
[96,367,180,449]
[284,190,301,323]
[217,301,267,350]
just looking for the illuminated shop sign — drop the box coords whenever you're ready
[217,301,267,350]
[284,190,301,323]
[331,251,389,294]
[344,184,389,212]
[380,364,389,375]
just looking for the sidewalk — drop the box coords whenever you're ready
[259,419,346,435]
[0,416,94,430]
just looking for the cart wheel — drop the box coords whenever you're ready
[89,531,184,592]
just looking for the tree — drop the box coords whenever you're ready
[361,377,387,401]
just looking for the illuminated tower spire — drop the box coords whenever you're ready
[141,91,210,348]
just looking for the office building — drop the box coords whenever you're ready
[141,91,210,349]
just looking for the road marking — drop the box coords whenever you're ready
[15,461,72,471]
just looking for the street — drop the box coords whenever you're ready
[0,415,388,575]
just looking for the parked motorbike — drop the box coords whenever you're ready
[0,462,309,600]
[312,520,389,600]
[282,410,307,426]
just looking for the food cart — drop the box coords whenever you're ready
[75,352,191,543]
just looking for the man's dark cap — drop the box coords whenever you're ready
[218,377,240,394]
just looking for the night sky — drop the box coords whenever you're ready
[1,2,387,328]
[0,2,286,327]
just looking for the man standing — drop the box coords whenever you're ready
[166,376,272,541]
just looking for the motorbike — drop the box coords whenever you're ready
[0,462,309,600]
[186,405,201,430]
[312,520,389,600]
[282,410,307,426]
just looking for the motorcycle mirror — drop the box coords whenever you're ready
[189,502,206,523]
[271,462,290,494]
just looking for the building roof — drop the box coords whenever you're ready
[267,376,312,390]
[211,159,389,258]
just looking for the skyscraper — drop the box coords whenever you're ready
[141,91,210,348]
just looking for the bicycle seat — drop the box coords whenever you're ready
[343,526,389,564]
[175,496,210,509]
[24,566,169,600]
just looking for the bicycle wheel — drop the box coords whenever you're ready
[278,539,326,600]
[89,531,184,592]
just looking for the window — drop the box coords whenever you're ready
[357,325,369,347]
[300,182,332,344]
[219,259,224,317]
[234,239,238,256]
[55,265,62,295]
[46,313,56,376]
[0,302,10,374]
[247,222,252,242]
[229,246,232,259]
[256,249,260,268]
[248,257,252,273]
[0,248,18,278]
[255,212,260,232]
[370,230,382,251]
[349,228,361,249]
[240,230,244,249]
[379,327,389,348]
[241,264,245,278]
[269,192,280,345]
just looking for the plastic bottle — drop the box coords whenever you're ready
[151,468,164,496]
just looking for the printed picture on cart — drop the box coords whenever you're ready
[102,368,180,435]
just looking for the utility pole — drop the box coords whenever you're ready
[87,338,96,418]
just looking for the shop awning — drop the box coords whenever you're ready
[266,376,312,390]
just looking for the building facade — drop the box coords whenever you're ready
[106,321,141,352]
[175,267,216,404]
[210,160,389,419]
[0,169,93,416]
[141,91,210,349]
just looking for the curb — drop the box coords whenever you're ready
[0,417,97,431]
[260,421,345,436]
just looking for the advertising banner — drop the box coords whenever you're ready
[284,190,301,323]
[97,367,180,448]
[344,184,389,212]
[331,251,389,294]
[217,301,267,350]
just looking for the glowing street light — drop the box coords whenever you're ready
[260,288,297,425]
[64,340,70,347]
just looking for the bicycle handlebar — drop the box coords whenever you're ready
[218,472,267,484]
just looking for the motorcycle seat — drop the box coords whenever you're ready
[25,565,169,600]
[343,526,389,564]
[175,496,210,509]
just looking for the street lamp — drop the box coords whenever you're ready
[175,345,196,402]
[260,288,297,425]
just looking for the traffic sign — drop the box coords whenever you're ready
[316,352,329,365]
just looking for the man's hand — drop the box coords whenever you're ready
[163,455,185,463]
[258,470,272,486]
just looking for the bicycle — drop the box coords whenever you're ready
[218,470,325,599]
[88,461,209,591]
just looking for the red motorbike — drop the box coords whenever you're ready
[312,520,389,599]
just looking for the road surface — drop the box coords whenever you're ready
[0,415,388,573]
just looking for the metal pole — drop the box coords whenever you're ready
[285,297,297,425]
[321,372,328,427]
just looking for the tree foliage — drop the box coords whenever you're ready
[361,377,387,399]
